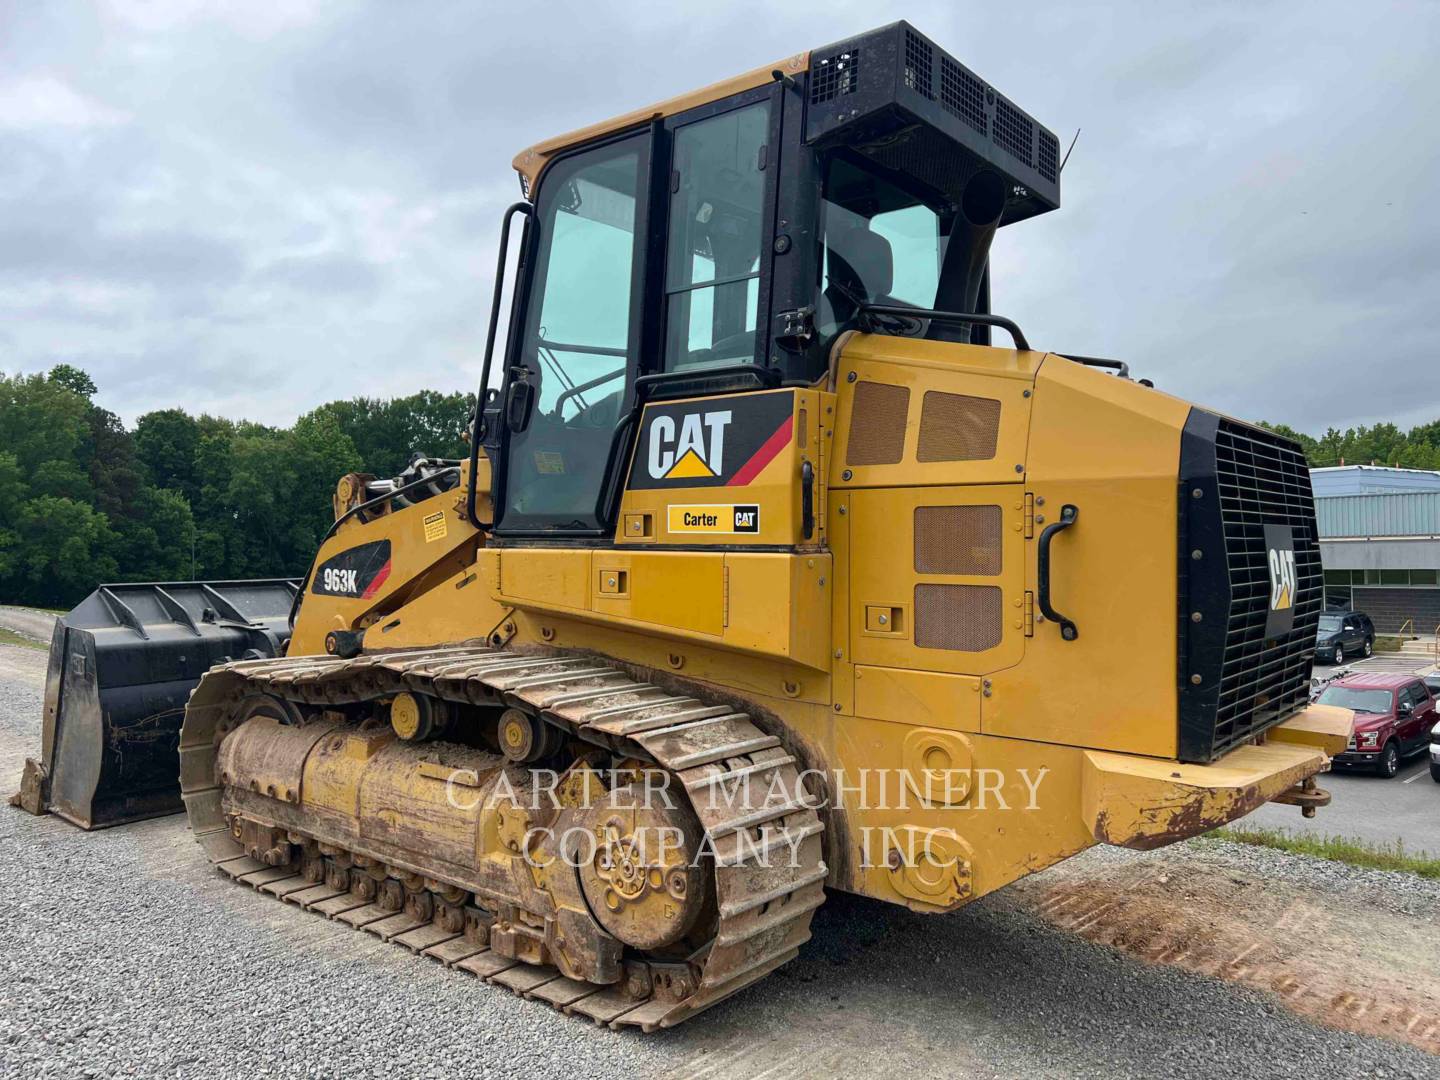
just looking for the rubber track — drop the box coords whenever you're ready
[179,645,827,1030]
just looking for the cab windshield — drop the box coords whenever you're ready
[1317,615,1343,632]
[1316,686,1391,714]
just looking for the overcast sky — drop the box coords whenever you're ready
[3,1,1437,434]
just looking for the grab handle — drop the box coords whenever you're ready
[1037,504,1079,641]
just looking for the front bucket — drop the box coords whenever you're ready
[12,580,298,829]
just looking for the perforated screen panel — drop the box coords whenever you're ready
[846,382,910,466]
[914,584,1002,651]
[915,506,1002,576]
[917,391,1000,462]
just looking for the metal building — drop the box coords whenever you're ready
[1315,467,1440,634]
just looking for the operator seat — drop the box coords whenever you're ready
[823,224,895,325]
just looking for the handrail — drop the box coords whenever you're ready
[1398,617,1414,639]
[467,201,534,531]
[858,304,1031,352]
[1434,622,1439,663]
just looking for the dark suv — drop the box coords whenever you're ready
[1315,609,1375,665]
[1316,673,1437,777]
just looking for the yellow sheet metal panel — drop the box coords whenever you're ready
[723,552,830,672]
[361,561,511,651]
[615,388,826,548]
[589,551,725,637]
[853,666,982,732]
[495,547,827,669]
[1263,703,1353,756]
[496,547,590,610]
[846,484,1026,675]
[830,335,1040,490]
[1081,741,1328,849]
[291,492,481,656]
[828,715,1094,910]
[984,357,1192,759]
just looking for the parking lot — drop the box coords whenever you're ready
[1244,654,1438,855]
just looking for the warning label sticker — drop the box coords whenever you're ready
[423,510,448,543]
[666,504,760,534]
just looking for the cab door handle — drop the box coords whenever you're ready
[1037,504,1079,641]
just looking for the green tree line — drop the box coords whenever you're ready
[0,364,472,609]
[1264,418,1440,470]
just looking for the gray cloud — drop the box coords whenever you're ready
[1,0,1436,435]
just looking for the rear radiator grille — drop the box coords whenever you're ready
[914,584,1002,652]
[1179,412,1321,761]
[914,506,1002,576]
[917,391,1000,461]
[1211,421,1321,751]
[845,382,910,466]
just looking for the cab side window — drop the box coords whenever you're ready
[663,102,769,372]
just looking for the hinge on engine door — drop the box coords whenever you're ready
[1024,492,1035,539]
[723,564,730,628]
[1023,591,1035,637]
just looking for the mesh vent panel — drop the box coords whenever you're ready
[917,391,1000,462]
[1037,129,1059,183]
[914,584,1002,651]
[939,56,987,135]
[810,49,861,104]
[915,506,1002,576]
[904,29,933,99]
[993,96,1034,166]
[845,382,910,466]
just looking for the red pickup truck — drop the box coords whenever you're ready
[1315,673,1438,777]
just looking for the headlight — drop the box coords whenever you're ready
[1358,731,1380,749]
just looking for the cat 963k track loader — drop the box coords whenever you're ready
[17,22,1352,1029]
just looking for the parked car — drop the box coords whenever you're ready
[1314,609,1375,664]
[1424,672,1440,698]
[1431,726,1440,783]
[1314,673,1437,777]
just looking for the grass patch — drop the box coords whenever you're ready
[0,627,45,651]
[1210,825,1440,879]
[1374,634,1404,652]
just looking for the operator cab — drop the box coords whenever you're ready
[478,21,1060,538]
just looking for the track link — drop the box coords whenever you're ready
[180,644,827,1030]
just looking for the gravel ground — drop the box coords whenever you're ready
[0,607,55,646]
[1,643,1435,1079]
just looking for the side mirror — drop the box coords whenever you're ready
[1398,701,1413,714]
[1343,623,1355,631]
[504,373,535,434]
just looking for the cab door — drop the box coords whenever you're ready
[497,133,650,536]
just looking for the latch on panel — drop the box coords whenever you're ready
[1023,591,1035,637]
[1024,493,1035,539]
[865,604,905,635]
[598,569,629,596]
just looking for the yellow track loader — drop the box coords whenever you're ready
[16,22,1351,1030]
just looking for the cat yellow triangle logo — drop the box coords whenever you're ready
[665,448,716,479]
[1274,583,1291,610]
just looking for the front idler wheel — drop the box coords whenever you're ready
[576,782,710,951]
